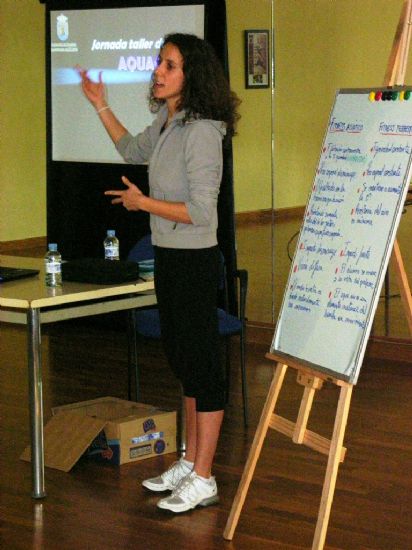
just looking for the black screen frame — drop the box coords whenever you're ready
[43,0,238,312]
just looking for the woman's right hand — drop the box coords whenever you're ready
[75,65,128,145]
[76,66,106,110]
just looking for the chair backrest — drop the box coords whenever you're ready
[127,234,154,262]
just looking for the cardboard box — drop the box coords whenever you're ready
[21,397,177,472]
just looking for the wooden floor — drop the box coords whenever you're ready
[2,216,412,549]
[1,318,412,550]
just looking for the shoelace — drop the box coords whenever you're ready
[165,460,187,484]
[173,473,198,499]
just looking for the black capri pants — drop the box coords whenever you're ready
[154,245,225,412]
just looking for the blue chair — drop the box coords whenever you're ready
[128,234,249,426]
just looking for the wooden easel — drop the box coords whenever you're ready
[223,353,353,550]
[223,2,412,549]
[388,0,412,335]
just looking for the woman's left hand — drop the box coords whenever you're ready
[105,176,143,211]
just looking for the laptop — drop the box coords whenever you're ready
[0,266,40,283]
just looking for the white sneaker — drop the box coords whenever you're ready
[157,471,219,513]
[142,458,193,492]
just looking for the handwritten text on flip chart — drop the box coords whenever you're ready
[272,91,412,383]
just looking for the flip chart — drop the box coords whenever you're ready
[272,88,412,383]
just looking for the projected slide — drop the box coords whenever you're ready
[50,5,204,163]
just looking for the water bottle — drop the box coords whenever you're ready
[44,243,62,287]
[104,230,120,260]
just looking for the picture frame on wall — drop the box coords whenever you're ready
[245,29,270,89]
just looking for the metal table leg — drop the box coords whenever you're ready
[27,308,46,499]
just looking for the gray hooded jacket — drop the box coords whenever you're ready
[116,104,226,249]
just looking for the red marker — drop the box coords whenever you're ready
[328,291,332,299]
[294,265,298,272]
[375,91,382,101]
[335,267,339,273]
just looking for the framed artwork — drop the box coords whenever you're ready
[245,29,270,89]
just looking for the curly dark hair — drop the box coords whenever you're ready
[149,33,240,137]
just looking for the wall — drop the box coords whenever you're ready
[226,0,272,214]
[0,0,46,242]
[274,0,408,209]
[1,0,410,242]
[0,0,272,242]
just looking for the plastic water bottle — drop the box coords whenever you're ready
[104,229,120,260]
[44,243,62,287]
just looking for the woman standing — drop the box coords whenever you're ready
[78,33,240,513]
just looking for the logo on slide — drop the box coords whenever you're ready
[56,14,69,42]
